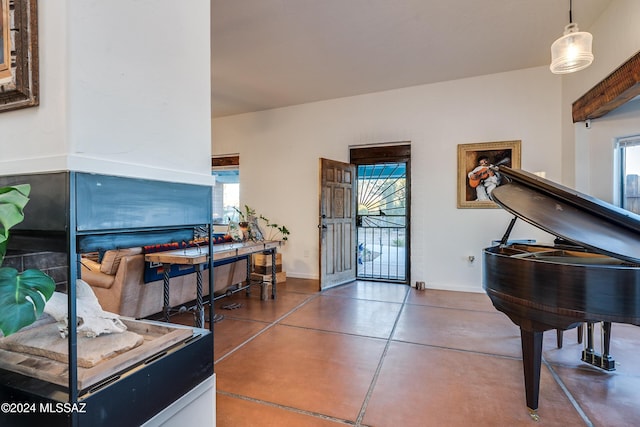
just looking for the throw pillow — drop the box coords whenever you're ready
[99,248,142,275]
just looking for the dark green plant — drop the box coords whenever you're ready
[0,184,55,336]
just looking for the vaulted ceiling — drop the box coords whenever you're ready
[211,0,613,118]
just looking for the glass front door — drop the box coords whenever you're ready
[356,162,407,282]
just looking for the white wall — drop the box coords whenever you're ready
[575,99,640,202]
[1,0,213,185]
[0,1,68,171]
[213,67,561,292]
[212,0,640,293]
[562,0,640,191]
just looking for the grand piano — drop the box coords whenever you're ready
[482,166,640,420]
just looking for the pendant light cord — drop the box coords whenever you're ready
[569,0,573,24]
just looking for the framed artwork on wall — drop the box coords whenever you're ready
[0,0,11,80]
[457,140,521,209]
[0,0,38,113]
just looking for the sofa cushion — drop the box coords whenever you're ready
[82,269,116,289]
[100,247,143,275]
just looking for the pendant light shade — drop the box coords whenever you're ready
[550,0,593,74]
[550,23,593,74]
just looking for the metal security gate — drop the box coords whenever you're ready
[355,162,408,282]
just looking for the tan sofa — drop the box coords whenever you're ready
[80,247,248,319]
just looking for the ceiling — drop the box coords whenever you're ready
[211,0,612,118]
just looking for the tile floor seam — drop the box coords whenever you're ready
[404,301,506,315]
[323,294,407,305]
[213,293,321,364]
[217,390,358,426]
[216,316,270,325]
[543,358,594,426]
[275,322,390,341]
[354,287,411,426]
[388,338,524,360]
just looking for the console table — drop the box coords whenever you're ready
[146,240,281,326]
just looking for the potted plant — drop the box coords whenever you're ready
[233,205,255,240]
[0,184,56,336]
[232,205,290,242]
[233,205,256,225]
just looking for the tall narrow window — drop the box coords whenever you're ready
[212,156,240,224]
[616,135,640,214]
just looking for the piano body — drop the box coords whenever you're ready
[482,166,640,419]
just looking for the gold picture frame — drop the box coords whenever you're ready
[0,0,38,113]
[457,140,521,209]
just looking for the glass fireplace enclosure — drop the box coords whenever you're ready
[0,171,214,427]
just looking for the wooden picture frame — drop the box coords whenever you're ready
[457,140,521,209]
[0,0,38,113]
[0,0,11,80]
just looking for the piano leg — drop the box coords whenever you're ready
[556,323,584,348]
[577,323,583,344]
[520,328,543,421]
[556,329,563,348]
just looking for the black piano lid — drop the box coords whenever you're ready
[490,166,640,264]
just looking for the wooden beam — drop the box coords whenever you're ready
[350,143,411,163]
[211,155,239,167]
[572,51,640,123]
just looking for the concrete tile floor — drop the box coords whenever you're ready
[173,278,640,426]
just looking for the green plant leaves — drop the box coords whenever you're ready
[0,184,56,337]
[0,184,30,265]
[0,267,55,336]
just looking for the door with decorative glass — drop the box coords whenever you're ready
[351,145,410,283]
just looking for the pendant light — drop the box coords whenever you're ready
[550,0,593,74]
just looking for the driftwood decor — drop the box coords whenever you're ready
[0,0,38,113]
[457,140,521,209]
[572,50,640,123]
